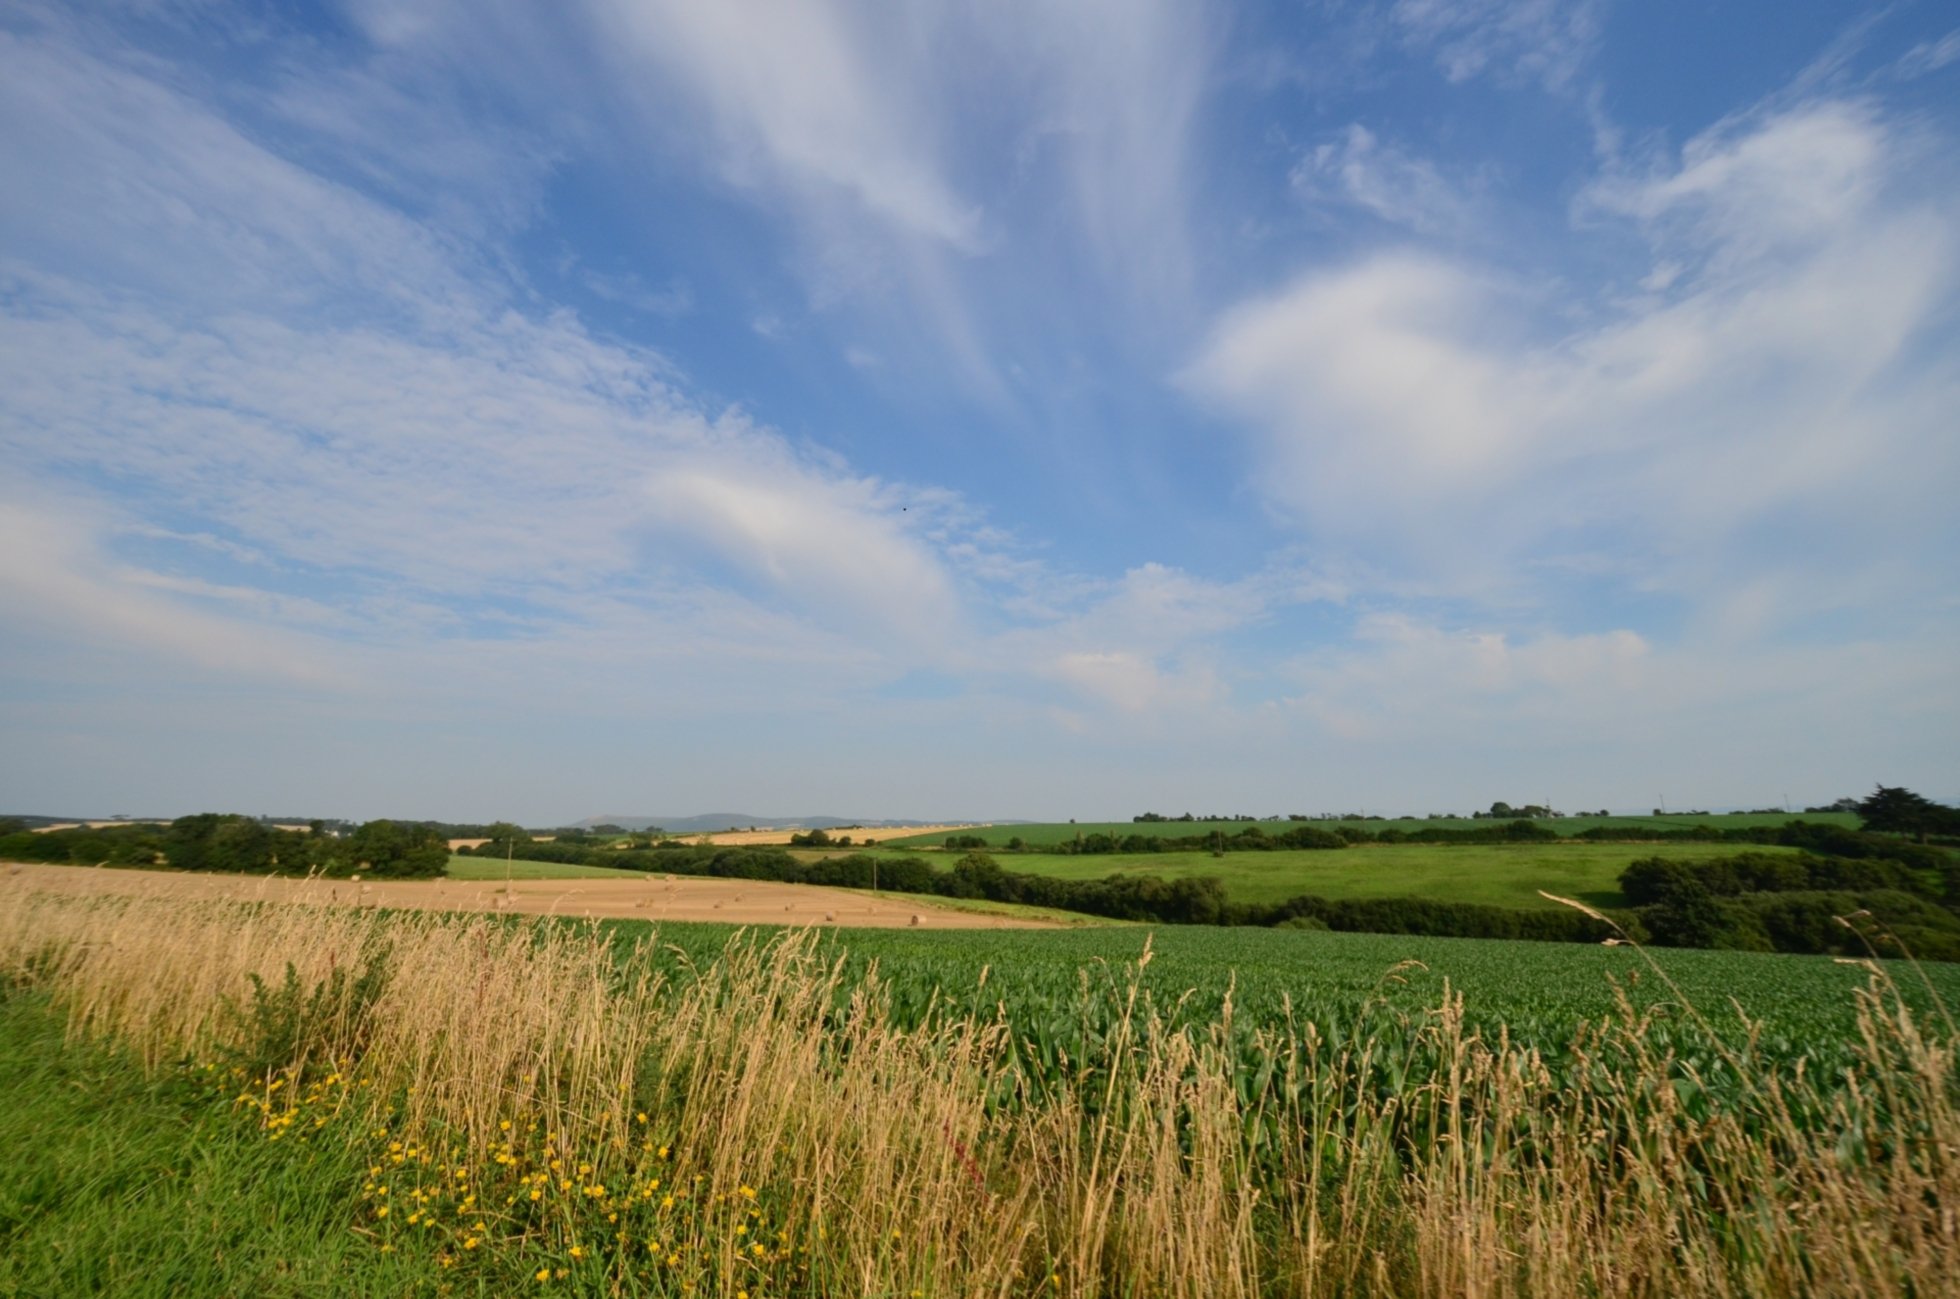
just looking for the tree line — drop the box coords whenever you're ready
[465,792,1958,957]
[10,788,1950,956]
[1617,846,1960,961]
[975,815,1949,856]
[0,815,448,878]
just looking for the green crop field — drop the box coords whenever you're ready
[6,881,1957,1297]
[883,809,1862,848]
[604,917,1960,1085]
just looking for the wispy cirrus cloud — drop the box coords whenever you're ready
[0,16,1273,732]
[1292,124,1484,237]
[1391,0,1606,91]
[3,2,1956,819]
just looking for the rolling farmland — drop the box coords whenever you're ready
[4,877,1955,1297]
[881,810,1864,848]
[888,840,1804,909]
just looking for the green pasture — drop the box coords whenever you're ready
[467,841,1809,912]
[919,841,1797,910]
[883,810,1861,848]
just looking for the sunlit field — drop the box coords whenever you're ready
[879,811,1865,848]
[4,876,1955,1297]
[898,840,1804,910]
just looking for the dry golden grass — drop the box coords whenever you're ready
[2,873,1955,1298]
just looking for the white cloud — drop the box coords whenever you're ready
[1008,0,1215,308]
[1049,650,1220,713]
[0,24,1008,701]
[0,500,357,688]
[1293,124,1479,236]
[1187,98,1960,610]
[1392,0,1605,91]
[0,29,481,322]
[1582,102,1889,271]
[581,270,694,317]
[643,466,962,643]
[1271,609,1956,813]
[1893,29,1960,80]
[1287,613,1650,738]
[0,18,1269,739]
[980,560,1301,714]
[584,0,980,251]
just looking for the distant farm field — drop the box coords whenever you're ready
[496,837,1822,912]
[447,854,654,880]
[972,840,1804,909]
[882,810,1862,848]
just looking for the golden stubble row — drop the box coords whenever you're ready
[1,874,1955,1298]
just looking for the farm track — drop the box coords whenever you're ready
[0,862,1058,929]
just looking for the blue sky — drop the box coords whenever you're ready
[2,0,1955,823]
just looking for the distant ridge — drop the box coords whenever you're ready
[576,813,1005,833]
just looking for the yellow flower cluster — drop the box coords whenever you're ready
[201,1055,824,1293]
[227,1060,363,1144]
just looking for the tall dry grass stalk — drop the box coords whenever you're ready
[1,874,1954,1298]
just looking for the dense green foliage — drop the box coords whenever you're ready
[0,815,448,879]
[1857,784,1960,840]
[1620,849,1960,960]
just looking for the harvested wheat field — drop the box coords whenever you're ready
[0,862,1054,929]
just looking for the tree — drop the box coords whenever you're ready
[345,819,449,878]
[164,813,307,874]
[1856,786,1953,842]
[1619,857,1700,907]
[1639,881,1731,948]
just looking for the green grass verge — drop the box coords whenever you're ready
[0,988,441,1298]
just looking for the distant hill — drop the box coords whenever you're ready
[576,813,1009,833]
